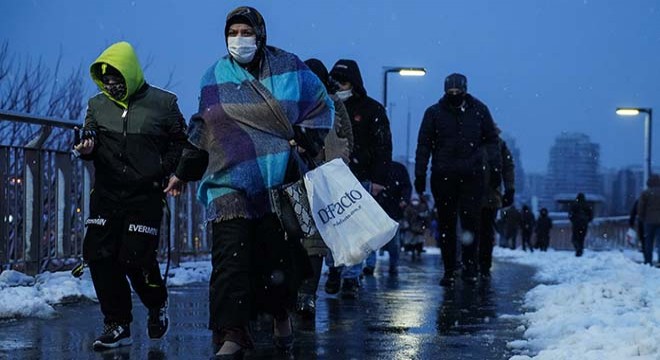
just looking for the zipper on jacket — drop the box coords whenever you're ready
[121,108,128,174]
[121,109,128,136]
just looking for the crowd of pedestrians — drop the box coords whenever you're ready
[72,6,608,359]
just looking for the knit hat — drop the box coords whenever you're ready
[444,73,467,93]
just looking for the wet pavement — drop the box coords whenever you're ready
[0,252,536,360]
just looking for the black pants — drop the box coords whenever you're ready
[299,255,324,296]
[572,224,588,255]
[431,173,483,274]
[521,230,534,252]
[84,193,167,325]
[209,214,308,346]
[505,229,518,249]
[479,207,496,274]
[536,234,550,251]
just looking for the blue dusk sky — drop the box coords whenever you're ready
[2,0,659,172]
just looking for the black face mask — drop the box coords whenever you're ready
[103,82,127,101]
[446,93,465,108]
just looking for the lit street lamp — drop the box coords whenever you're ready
[382,66,426,169]
[616,107,653,188]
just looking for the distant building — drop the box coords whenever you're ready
[544,132,604,214]
[609,166,645,216]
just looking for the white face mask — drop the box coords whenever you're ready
[227,36,257,64]
[336,89,352,101]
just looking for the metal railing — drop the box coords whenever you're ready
[547,216,633,251]
[0,111,210,275]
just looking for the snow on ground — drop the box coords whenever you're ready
[495,247,660,360]
[0,260,212,320]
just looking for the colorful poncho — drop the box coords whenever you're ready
[188,47,334,222]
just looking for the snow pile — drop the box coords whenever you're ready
[0,270,95,319]
[164,261,212,286]
[0,261,212,320]
[494,247,660,360]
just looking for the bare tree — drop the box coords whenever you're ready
[0,42,88,150]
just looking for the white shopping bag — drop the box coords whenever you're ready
[303,158,399,266]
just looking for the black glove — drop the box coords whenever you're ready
[502,189,515,207]
[414,177,426,195]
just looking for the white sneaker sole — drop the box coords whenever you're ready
[92,337,133,350]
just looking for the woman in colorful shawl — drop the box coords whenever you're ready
[168,7,334,359]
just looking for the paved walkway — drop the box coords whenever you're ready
[0,252,537,360]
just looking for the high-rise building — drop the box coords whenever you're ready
[545,132,603,212]
[610,166,644,216]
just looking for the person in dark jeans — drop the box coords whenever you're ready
[479,138,515,278]
[520,205,536,252]
[637,176,660,265]
[326,58,393,299]
[503,206,521,250]
[568,193,594,257]
[414,73,501,286]
[77,41,188,350]
[535,208,553,251]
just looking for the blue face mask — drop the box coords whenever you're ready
[227,36,257,64]
[336,89,352,101]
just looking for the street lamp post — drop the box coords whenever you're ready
[616,107,653,188]
[382,66,426,168]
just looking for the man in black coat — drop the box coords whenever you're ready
[325,59,393,298]
[520,205,536,252]
[569,193,594,257]
[415,73,501,286]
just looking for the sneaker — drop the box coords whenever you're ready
[295,293,316,319]
[325,267,341,295]
[439,272,455,287]
[147,301,169,339]
[92,323,132,350]
[340,278,359,299]
[362,266,375,276]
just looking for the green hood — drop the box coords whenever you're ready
[90,41,145,108]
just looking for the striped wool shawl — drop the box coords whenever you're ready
[188,46,334,222]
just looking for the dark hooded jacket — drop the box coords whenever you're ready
[535,210,553,236]
[82,41,187,200]
[330,59,392,185]
[569,194,594,227]
[415,92,500,180]
[483,138,515,209]
[376,161,413,220]
[638,176,660,225]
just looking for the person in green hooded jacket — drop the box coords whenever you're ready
[75,41,191,350]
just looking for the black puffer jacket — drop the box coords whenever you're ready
[82,41,187,200]
[330,59,392,185]
[415,94,500,179]
[83,85,187,199]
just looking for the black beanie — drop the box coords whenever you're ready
[444,73,467,93]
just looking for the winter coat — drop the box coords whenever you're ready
[82,42,187,200]
[319,94,353,163]
[415,94,501,181]
[503,207,521,234]
[483,139,515,209]
[520,209,536,234]
[375,161,412,220]
[638,178,660,225]
[535,214,553,236]
[330,59,392,185]
[569,199,593,227]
